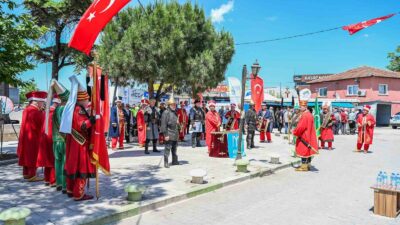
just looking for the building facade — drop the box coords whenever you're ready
[293,73,333,90]
[308,66,400,126]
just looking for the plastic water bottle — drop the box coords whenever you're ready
[396,173,400,190]
[383,172,388,188]
[376,171,383,187]
[390,173,396,189]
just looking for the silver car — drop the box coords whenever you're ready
[390,115,400,129]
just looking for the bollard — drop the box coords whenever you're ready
[235,159,249,173]
[124,184,146,202]
[190,169,207,184]
[0,207,31,225]
[270,154,280,164]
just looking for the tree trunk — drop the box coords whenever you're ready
[155,82,164,105]
[112,79,119,107]
[52,28,62,80]
[148,79,154,100]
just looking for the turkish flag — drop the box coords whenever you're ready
[69,0,131,55]
[342,13,395,35]
[89,65,110,175]
[251,75,264,112]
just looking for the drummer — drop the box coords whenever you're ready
[205,100,221,153]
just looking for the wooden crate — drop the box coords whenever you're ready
[371,186,400,218]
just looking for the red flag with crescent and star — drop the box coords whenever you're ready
[342,13,396,35]
[69,0,131,55]
[251,75,264,112]
[89,65,110,175]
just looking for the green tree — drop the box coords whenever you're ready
[19,79,38,103]
[388,46,400,72]
[99,1,235,101]
[0,0,45,86]
[24,0,92,80]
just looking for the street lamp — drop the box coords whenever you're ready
[236,60,261,160]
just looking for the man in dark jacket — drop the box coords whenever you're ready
[144,98,161,154]
[245,101,257,149]
[160,97,180,168]
[124,104,132,143]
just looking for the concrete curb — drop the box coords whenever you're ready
[79,159,300,225]
[0,158,18,166]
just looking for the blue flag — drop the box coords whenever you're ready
[227,132,246,159]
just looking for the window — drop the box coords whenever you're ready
[347,85,359,96]
[318,87,327,97]
[378,84,388,95]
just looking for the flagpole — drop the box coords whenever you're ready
[91,51,100,200]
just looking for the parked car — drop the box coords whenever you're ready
[390,115,400,129]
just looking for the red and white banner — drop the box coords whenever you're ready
[69,0,131,55]
[251,75,264,112]
[342,13,395,35]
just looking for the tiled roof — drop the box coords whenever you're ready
[307,66,400,84]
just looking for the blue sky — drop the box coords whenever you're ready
[19,0,400,90]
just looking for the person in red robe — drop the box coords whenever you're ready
[64,90,96,201]
[225,103,240,131]
[17,91,47,181]
[177,101,189,141]
[292,100,318,172]
[37,94,60,186]
[320,104,335,150]
[205,101,221,153]
[356,105,375,153]
[137,99,148,148]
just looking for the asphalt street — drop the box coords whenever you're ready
[114,127,400,225]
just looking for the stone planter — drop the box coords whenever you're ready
[0,207,31,225]
[125,184,146,202]
[190,169,207,184]
[269,154,280,164]
[235,159,249,173]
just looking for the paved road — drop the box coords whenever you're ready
[114,127,400,225]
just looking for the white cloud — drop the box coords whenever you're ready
[211,1,234,23]
[266,16,278,22]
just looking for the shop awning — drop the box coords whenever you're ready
[331,102,354,108]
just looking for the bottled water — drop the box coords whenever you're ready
[376,171,382,187]
[383,172,388,188]
[390,173,396,189]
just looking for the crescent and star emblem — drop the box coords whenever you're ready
[87,0,116,22]
[254,84,262,95]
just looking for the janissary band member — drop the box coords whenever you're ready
[257,103,273,143]
[63,77,96,201]
[136,99,148,148]
[205,100,221,153]
[158,101,167,144]
[177,101,188,142]
[320,104,335,150]
[17,91,47,182]
[225,103,240,131]
[292,100,318,172]
[36,94,58,187]
[356,105,375,153]
[190,99,205,148]
[144,98,161,154]
[109,98,127,150]
[245,101,257,149]
[51,79,70,193]
[161,96,180,168]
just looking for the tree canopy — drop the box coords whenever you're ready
[19,79,38,103]
[388,46,400,72]
[24,0,92,80]
[99,1,235,100]
[0,0,45,86]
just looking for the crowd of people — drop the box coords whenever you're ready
[16,77,376,202]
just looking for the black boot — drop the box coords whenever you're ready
[172,156,179,165]
[191,135,196,148]
[153,141,160,153]
[144,141,150,154]
[164,156,169,168]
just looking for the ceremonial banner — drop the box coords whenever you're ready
[89,65,110,175]
[60,75,80,134]
[228,77,241,105]
[313,98,321,139]
[227,132,246,159]
[251,75,264,112]
[343,13,395,35]
[69,0,131,55]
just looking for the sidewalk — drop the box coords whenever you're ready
[0,133,299,225]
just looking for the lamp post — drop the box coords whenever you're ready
[236,60,261,160]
